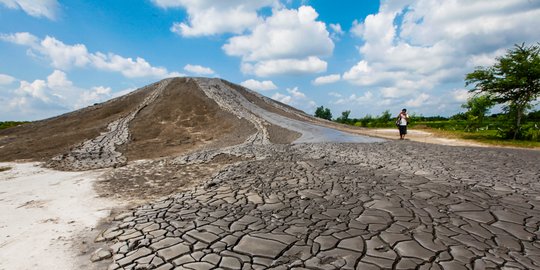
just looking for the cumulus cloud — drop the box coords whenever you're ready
[329,23,344,40]
[405,93,431,108]
[184,64,215,75]
[1,70,116,120]
[0,31,38,45]
[240,79,277,91]
[271,87,316,112]
[380,87,416,99]
[0,74,15,85]
[272,92,292,104]
[224,6,334,77]
[451,89,472,103]
[350,20,364,37]
[0,32,182,79]
[344,0,540,111]
[0,0,59,20]
[241,57,327,77]
[75,86,112,109]
[112,87,137,99]
[152,0,279,37]
[332,91,374,105]
[313,74,341,85]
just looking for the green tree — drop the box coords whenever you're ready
[465,43,540,139]
[379,110,392,122]
[314,106,332,120]
[358,114,373,127]
[336,110,351,124]
[461,95,495,125]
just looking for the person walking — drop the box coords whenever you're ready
[396,109,409,140]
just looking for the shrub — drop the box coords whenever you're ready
[521,123,540,141]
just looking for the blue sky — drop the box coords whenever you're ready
[1,0,540,121]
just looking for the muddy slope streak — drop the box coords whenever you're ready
[174,78,306,165]
[46,79,172,170]
[195,78,270,145]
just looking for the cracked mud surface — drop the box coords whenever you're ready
[95,141,540,270]
[3,77,539,269]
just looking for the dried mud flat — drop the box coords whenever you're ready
[1,77,540,270]
[94,141,540,270]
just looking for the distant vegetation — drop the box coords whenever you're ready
[314,106,332,120]
[0,121,29,130]
[314,42,540,145]
[317,107,540,145]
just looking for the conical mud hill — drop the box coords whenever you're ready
[0,77,379,170]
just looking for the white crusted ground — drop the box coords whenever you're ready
[0,162,121,270]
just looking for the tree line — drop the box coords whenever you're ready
[315,42,540,141]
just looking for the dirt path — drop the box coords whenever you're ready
[351,128,487,147]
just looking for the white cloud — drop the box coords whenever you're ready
[333,91,374,105]
[350,20,364,37]
[0,32,38,45]
[405,93,430,108]
[240,79,277,91]
[75,86,112,109]
[0,0,59,20]
[41,36,91,68]
[15,78,51,103]
[224,6,333,61]
[313,74,340,85]
[1,70,117,120]
[329,23,344,40]
[328,92,342,98]
[466,49,506,68]
[0,74,15,85]
[1,32,181,79]
[272,92,292,104]
[343,0,540,113]
[224,6,333,76]
[451,89,472,103]
[241,56,327,77]
[184,64,215,75]
[271,87,316,112]
[329,23,344,35]
[46,69,72,88]
[287,87,306,99]
[151,0,279,37]
[112,87,137,98]
[380,87,415,98]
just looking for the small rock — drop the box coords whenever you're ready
[90,248,112,262]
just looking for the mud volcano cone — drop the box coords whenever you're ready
[0,77,317,170]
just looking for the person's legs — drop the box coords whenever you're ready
[399,126,406,139]
[404,126,408,139]
[403,125,408,139]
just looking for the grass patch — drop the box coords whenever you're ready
[0,166,12,172]
[0,121,29,130]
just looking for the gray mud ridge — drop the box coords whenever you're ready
[45,77,380,171]
[194,78,383,145]
[46,79,173,171]
[95,141,540,270]
[173,78,382,166]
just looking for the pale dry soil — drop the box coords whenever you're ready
[331,127,486,148]
[0,162,124,270]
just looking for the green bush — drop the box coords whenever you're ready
[0,121,29,130]
[521,123,540,141]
